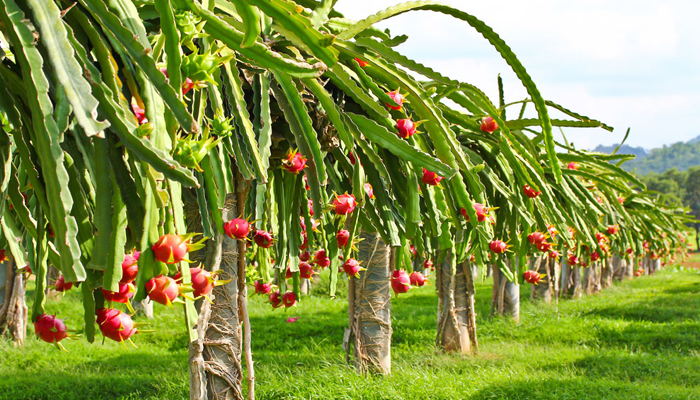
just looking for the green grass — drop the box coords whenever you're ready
[2,268,700,400]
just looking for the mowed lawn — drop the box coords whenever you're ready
[2,266,700,400]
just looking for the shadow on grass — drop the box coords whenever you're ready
[570,353,700,384]
[0,353,187,400]
[595,321,700,354]
[468,376,699,400]
[583,278,700,324]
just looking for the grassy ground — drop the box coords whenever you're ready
[2,266,700,400]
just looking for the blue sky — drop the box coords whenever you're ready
[335,0,700,150]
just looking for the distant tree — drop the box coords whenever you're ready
[684,167,700,250]
[642,172,684,204]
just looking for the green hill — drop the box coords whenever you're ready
[593,137,700,175]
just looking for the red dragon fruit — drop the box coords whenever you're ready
[299,231,309,251]
[332,193,356,215]
[342,258,364,278]
[523,270,542,284]
[409,271,427,287]
[423,259,434,271]
[489,240,508,254]
[131,101,148,125]
[254,281,272,295]
[364,183,375,199]
[299,262,315,279]
[121,251,140,284]
[223,218,251,240]
[97,308,137,342]
[536,241,552,252]
[354,58,369,67]
[527,232,547,245]
[253,230,274,248]
[53,275,73,292]
[337,230,350,248]
[174,267,227,298]
[422,169,443,186]
[348,151,357,165]
[385,89,405,110]
[523,185,541,198]
[102,283,135,304]
[461,203,489,222]
[391,270,411,295]
[396,118,416,138]
[282,291,297,308]
[282,151,307,174]
[269,291,282,308]
[567,253,579,266]
[151,234,201,264]
[607,225,619,235]
[34,313,68,344]
[313,249,331,269]
[596,232,607,245]
[480,116,498,133]
[160,68,195,95]
[145,275,180,306]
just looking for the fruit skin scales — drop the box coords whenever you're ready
[489,240,507,254]
[523,270,542,284]
[342,258,364,278]
[146,275,179,306]
[97,308,137,342]
[174,267,226,298]
[333,194,356,215]
[151,234,188,264]
[223,218,251,240]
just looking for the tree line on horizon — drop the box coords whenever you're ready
[594,137,700,176]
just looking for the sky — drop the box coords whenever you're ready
[334,0,700,150]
